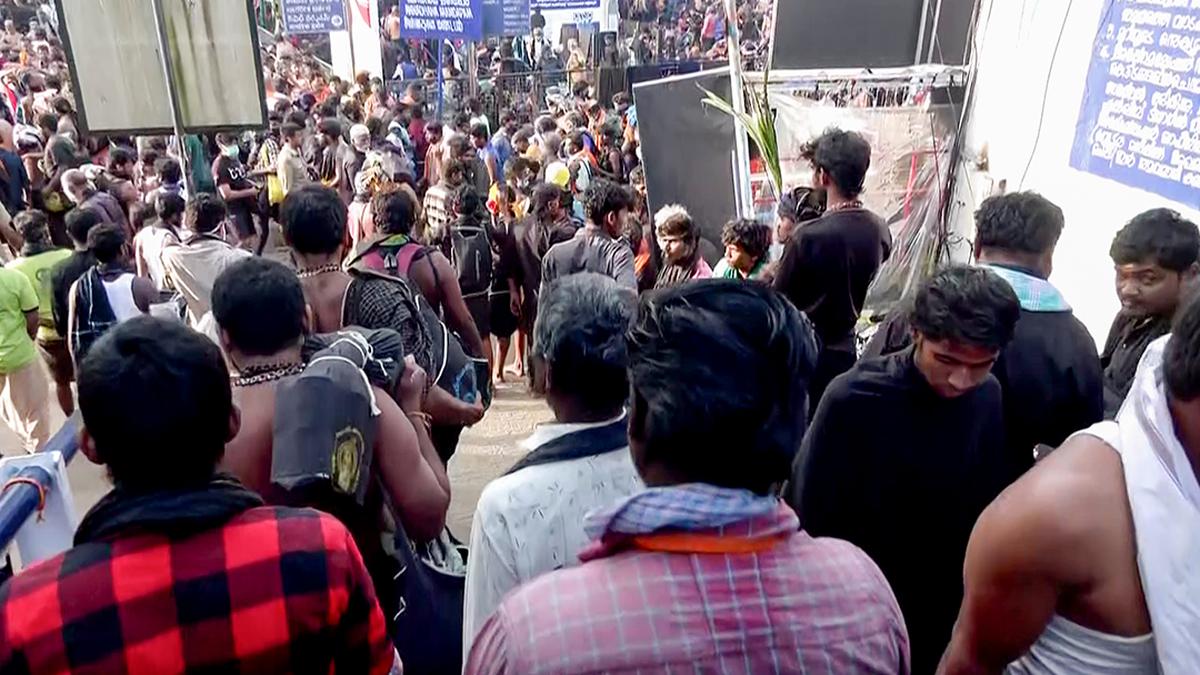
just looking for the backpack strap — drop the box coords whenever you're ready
[350,237,429,278]
[393,241,426,276]
[422,249,441,301]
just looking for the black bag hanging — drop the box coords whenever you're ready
[449,223,493,298]
[388,526,468,675]
[300,327,408,395]
[271,333,380,511]
[274,329,406,506]
[281,328,470,674]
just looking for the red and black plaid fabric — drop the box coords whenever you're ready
[0,506,396,674]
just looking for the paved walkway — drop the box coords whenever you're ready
[447,379,553,536]
[14,374,550,543]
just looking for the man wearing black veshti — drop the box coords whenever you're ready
[863,192,1103,482]
[789,265,1020,675]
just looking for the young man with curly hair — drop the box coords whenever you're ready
[714,217,772,281]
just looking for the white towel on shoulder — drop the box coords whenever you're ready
[1104,336,1200,675]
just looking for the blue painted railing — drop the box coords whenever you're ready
[0,417,80,552]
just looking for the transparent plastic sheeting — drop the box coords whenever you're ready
[768,90,959,335]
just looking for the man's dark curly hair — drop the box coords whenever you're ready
[448,184,481,219]
[910,266,1020,352]
[583,179,634,227]
[371,183,419,236]
[800,128,871,198]
[186,193,228,235]
[1110,208,1200,272]
[975,192,1064,256]
[721,219,772,261]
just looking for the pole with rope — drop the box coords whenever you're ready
[344,0,357,80]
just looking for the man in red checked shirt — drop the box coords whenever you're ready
[0,318,401,675]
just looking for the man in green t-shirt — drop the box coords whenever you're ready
[7,211,73,415]
[183,134,216,195]
[0,256,50,453]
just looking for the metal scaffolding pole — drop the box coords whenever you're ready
[722,0,753,217]
[150,0,194,195]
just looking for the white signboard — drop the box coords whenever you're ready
[57,0,268,134]
[331,0,384,79]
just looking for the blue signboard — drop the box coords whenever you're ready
[530,0,599,9]
[482,0,530,37]
[281,0,348,34]
[400,0,483,39]
[1070,1,1200,205]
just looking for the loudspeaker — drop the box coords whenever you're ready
[769,0,977,70]
[633,69,737,252]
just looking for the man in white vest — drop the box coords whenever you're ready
[939,296,1200,674]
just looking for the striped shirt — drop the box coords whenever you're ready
[423,184,452,240]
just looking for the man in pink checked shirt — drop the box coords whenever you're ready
[465,280,910,675]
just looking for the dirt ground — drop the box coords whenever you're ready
[4,371,550,542]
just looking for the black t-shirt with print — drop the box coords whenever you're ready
[212,155,256,238]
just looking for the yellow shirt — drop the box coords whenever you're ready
[0,267,39,373]
[8,248,71,342]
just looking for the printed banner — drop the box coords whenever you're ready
[400,0,483,40]
[482,0,530,37]
[1069,0,1200,205]
[281,0,348,34]
[530,0,600,10]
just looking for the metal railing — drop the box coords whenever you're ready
[0,417,82,578]
[388,70,557,123]
[256,16,335,74]
[390,60,727,124]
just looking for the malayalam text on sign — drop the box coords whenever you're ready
[1070,0,1200,204]
[400,0,483,39]
[281,0,348,34]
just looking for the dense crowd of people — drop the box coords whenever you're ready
[376,0,775,83]
[371,0,775,129]
[0,2,1194,674]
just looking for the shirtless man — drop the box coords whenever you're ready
[281,184,484,462]
[938,299,1200,672]
[213,256,450,545]
[352,184,488,362]
[104,146,142,219]
[0,20,21,53]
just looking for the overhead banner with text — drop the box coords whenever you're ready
[530,0,599,10]
[400,0,483,40]
[482,0,530,37]
[281,0,348,33]
[57,0,267,134]
[530,0,609,44]
[1069,0,1200,204]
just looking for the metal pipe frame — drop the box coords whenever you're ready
[0,416,81,551]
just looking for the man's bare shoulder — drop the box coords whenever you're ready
[223,386,278,486]
[1026,434,1127,509]
[977,433,1128,564]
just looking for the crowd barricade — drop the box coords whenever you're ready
[387,69,565,123]
[0,417,82,583]
[386,61,727,125]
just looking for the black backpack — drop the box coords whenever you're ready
[449,222,493,297]
[276,328,469,675]
[271,330,403,505]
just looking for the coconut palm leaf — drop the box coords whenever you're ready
[699,72,782,197]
